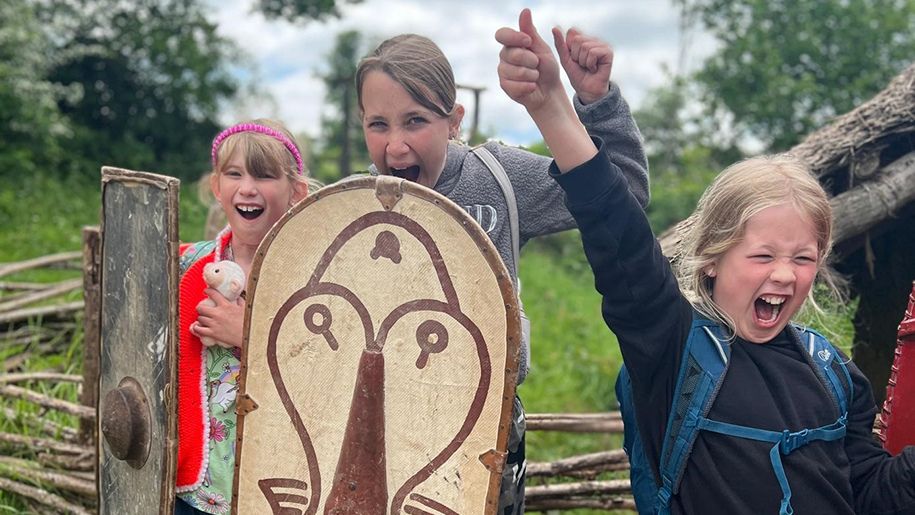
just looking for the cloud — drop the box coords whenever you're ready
[211,0,717,145]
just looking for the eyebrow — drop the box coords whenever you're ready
[403,110,431,118]
[751,243,818,254]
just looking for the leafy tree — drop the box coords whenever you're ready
[0,0,67,175]
[313,30,371,182]
[634,77,741,232]
[37,0,241,179]
[678,0,915,150]
[256,0,364,23]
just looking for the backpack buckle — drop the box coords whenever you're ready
[780,428,810,454]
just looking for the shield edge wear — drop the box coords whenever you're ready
[98,167,179,515]
[232,176,521,514]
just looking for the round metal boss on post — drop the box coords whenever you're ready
[100,376,152,469]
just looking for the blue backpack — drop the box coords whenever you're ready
[616,317,853,515]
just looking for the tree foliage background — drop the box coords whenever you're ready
[5,0,913,195]
[2,0,241,181]
[674,0,915,150]
[637,0,915,231]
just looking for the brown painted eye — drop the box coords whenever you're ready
[304,304,331,333]
[303,303,338,350]
[415,320,448,369]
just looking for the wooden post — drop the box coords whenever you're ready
[80,227,101,447]
[457,83,486,144]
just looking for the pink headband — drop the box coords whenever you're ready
[211,123,304,175]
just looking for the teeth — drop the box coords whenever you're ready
[760,295,786,305]
[238,205,262,212]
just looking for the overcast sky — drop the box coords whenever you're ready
[210,0,717,146]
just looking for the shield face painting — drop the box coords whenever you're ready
[233,176,520,515]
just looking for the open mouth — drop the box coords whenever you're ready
[389,165,420,182]
[236,205,264,220]
[754,294,787,325]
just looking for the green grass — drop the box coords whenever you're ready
[0,171,209,264]
[519,248,624,459]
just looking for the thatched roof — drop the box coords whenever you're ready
[660,62,915,258]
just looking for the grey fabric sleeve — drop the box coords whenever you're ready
[485,83,649,246]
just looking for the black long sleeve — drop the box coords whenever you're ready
[550,145,692,483]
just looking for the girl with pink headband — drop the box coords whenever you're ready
[174,119,310,514]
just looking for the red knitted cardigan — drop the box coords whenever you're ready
[175,231,231,492]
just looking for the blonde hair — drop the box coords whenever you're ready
[676,154,835,332]
[356,34,457,118]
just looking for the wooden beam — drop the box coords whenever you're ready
[527,412,624,433]
[831,151,915,246]
[0,252,82,279]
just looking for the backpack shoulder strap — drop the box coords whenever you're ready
[794,325,854,414]
[656,317,731,509]
[616,364,659,514]
[470,144,520,284]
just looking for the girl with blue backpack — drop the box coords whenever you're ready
[500,20,915,510]
[556,148,915,513]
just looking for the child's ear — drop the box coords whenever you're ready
[291,180,308,203]
[209,172,220,197]
[449,104,465,139]
[705,266,717,278]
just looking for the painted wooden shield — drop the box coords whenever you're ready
[233,176,521,515]
[876,281,915,455]
[98,168,178,514]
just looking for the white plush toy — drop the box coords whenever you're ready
[198,260,246,348]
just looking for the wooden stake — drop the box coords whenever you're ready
[0,301,84,325]
[527,449,629,478]
[0,279,82,313]
[0,476,92,515]
[0,456,95,498]
[527,412,624,433]
[0,372,82,385]
[0,432,92,455]
[1,407,79,441]
[0,252,82,279]
[0,385,94,419]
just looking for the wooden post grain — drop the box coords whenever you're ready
[80,227,101,446]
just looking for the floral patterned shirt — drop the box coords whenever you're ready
[177,239,240,514]
[177,346,240,513]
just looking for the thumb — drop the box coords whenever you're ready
[518,8,549,52]
[552,27,571,69]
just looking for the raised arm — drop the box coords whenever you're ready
[557,27,649,207]
[495,8,597,172]
[496,10,649,206]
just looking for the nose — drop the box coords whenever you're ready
[770,259,796,284]
[386,130,409,157]
[239,175,257,196]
